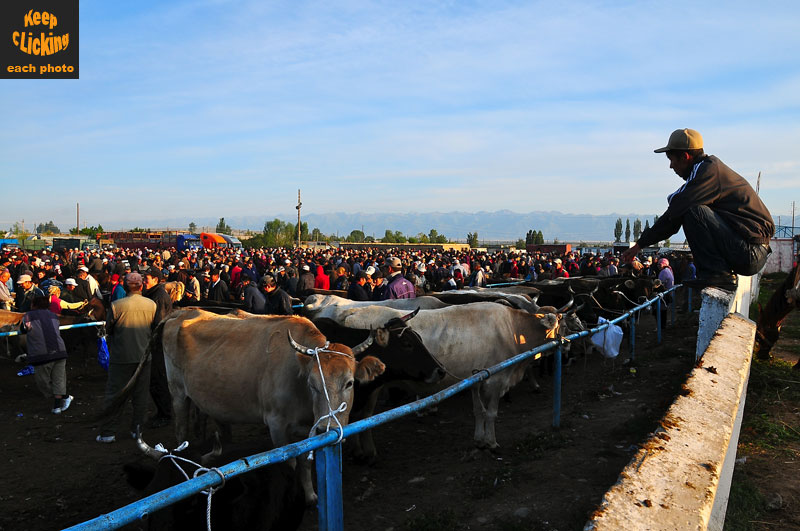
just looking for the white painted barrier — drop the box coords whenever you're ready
[585,281,758,531]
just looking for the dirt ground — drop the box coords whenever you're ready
[725,274,800,531]
[1,303,709,531]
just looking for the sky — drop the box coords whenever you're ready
[2,0,799,234]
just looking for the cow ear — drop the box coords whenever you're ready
[538,313,558,330]
[355,356,386,383]
[375,328,390,347]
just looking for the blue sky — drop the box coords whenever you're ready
[2,0,799,233]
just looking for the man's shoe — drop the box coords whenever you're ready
[684,272,737,291]
[60,395,73,413]
[96,435,116,443]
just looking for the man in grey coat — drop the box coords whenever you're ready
[97,272,157,443]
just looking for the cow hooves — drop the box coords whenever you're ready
[305,493,318,508]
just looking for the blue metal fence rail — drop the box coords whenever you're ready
[0,320,105,338]
[64,284,681,531]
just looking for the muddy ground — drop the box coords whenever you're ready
[1,304,703,531]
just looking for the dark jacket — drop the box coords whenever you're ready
[638,155,774,247]
[243,283,266,314]
[143,283,173,328]
[207,279,230,302]
[265,287,293,316]
[297,271,315,297]
[347,282,370,301]
[23,309,68,365]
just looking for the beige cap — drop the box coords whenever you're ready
[654,128,703,153]
[386,256,402,269]
[16,274,32,283]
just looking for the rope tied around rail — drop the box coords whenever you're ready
[153,441,226,531]
[305,344,351,459]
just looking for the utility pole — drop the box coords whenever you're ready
[296,189,302,248]
[76,203,80,234]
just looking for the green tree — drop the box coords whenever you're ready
[428,229,439,243]
[130,227,148,232]
[553,237,559,245]
[188,222,197,233]
[633,219,642,241]
[393,231,407,243]
[70,225,104,239]
[536,231,544,244]
[382,230,396,243]
[346,230,365,243]
[467,231,479,248]
[311,228,324,241]
[36,221,60,234]
[644,219,651,232]
[625,219,631,242]
[216,217,232,235]
[664,238,671,248]
[614,218,623,242]
[9,222,31,239]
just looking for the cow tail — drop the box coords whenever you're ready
[95,319,167,421]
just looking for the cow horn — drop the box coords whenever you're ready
[135,426,168,460]
[350,331,375,356]
[556,296,574,313]
[287,331,314,356]
[569,302,585,314]
[400,308,420,322]
[200,432,223,466]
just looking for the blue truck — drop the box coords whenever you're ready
[176,233,203,251]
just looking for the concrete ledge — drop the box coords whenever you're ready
[585,314,755,531]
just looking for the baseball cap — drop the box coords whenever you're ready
[365,266,376,276]
[654,128,703,153]
[16,274,32,283]
[125,272,143,286]
[301,264,310,271]
[386,256,402,269]
[65,278,78,286]
[78,266,89,272]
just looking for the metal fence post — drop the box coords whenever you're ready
[315,443,344,531]
[553,345,562,428]
[629,318,636,360]
[656,297,662,344]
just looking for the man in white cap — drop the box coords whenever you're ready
[15,274,44,312]
[622,129,773,290]
[297,263,315,298]
[0,266,13,310]
[74,267,95,301]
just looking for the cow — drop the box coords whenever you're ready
[754,264,800,368]
[332,302,563,451]
[312,308,447,462]
[158,308,386,505]
[124,432,306,531]
[301,293,447,322]
[428,289,541,312]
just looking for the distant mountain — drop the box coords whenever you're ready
[104,211,667,243]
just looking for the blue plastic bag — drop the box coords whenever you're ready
[97,336,110,371]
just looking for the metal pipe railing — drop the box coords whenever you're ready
[0,320,105,338]
[63,284,681,531]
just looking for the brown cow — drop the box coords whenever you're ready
[160,308,385,505]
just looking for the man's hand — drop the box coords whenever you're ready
[620,243,641,264]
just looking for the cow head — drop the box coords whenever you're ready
[371,308,446,385]
[288,331,385,434]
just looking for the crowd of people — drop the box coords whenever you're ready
[1,243,694,313]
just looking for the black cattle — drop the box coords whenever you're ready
[124,436,305,531]
[313,310,445,461]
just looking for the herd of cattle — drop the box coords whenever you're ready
[2,274,658,529]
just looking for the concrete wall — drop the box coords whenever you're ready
[763,238,796,274]
[585,313,756,531]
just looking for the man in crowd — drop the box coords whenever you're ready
[15,274,44,312]
[622,129,773,290]
[347,271,371,301]
[261,275,293,315]
[242,275,266,314]
[382,256,416,300]
[206,269,230,302]
[97,272,157,443]
[142,267,173,428]
[0,266,13,310]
